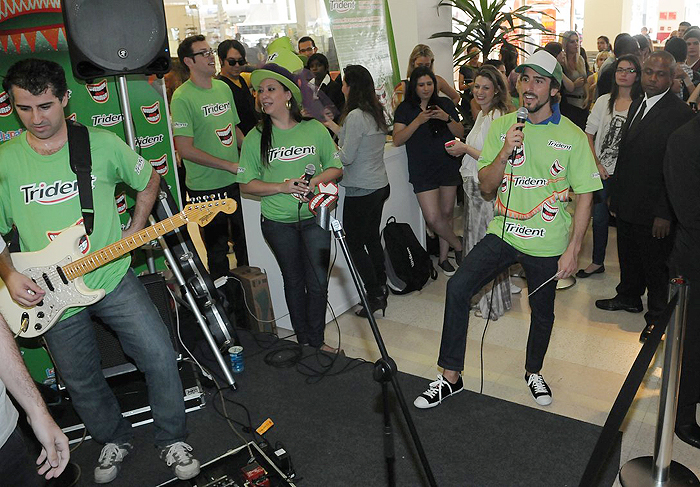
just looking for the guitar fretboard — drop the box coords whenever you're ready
[62,213,187,280]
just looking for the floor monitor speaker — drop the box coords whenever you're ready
[61,0,171,80]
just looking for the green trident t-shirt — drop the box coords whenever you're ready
[0,129,152,320]
[237,119,342,223]
[478,110,602,257]
[170,79,240,190]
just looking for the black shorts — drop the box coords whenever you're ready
[410,159,462,193]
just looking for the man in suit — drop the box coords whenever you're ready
[596,51,695,342]
[664,115,700,449]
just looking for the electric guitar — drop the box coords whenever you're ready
[0,197,236,338]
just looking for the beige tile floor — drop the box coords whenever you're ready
[190,209,700,485]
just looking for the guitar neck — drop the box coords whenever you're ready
[62,213,187,280]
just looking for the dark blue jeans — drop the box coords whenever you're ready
[45,270,187,447]
[0,427,42,487]
[591,178,611,265]
[343,185,390,297]
[261,216,331,347]
[438,234,559,374]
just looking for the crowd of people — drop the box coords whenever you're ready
[1,20,700,484]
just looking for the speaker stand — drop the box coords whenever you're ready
[115,75,236,390]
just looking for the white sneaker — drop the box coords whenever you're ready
[526,373,552,406]
[160,442,200,480]
[510,283,522,294]
[94,442,133,484]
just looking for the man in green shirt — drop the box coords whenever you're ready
[414,51,601,409]
[172,35,248,278]
[0,59,199,483]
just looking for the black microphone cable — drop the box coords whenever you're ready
[478,106,528,394]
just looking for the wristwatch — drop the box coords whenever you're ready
[445,115,452,123]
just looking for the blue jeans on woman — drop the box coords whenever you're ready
[44,270,187,447]
[261,216,331,347]
[591,178,611,266]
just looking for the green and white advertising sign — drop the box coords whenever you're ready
[323,0,400,121]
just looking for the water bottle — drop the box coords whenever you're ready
[228,346,244,373]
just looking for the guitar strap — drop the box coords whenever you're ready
[66,120,94,235]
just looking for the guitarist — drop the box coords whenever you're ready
[0,59,200,484]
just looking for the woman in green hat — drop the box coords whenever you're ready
[238,62,343,352]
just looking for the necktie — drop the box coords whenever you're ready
[627,100,647,135]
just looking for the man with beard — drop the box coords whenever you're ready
[414,51,601,409]
[172,35,248,277]
[597,52,694,341]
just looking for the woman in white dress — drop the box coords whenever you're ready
[445,65,515,319]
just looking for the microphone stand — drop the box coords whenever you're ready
[315,205,438,487]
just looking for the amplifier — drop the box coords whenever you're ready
[230,266,276,335]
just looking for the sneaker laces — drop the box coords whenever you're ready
[98,443,125,468]
[163,442,194,467]
[423,375,451,400]
[528,374,549,395]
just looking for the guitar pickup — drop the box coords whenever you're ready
[56,266,68,285]
[41,273,54,292]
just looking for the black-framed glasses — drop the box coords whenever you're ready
[191,48,215,59]
[226,58,246,66]
[616,68,637,74]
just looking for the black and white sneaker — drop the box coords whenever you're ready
[438,260,456,277]
[160,442,201,480]
[526,373,552,406]
[414,374,463,409]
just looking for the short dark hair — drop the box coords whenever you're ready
[680,21,692,28]
[542,42,563,57]
[483,59,505,70]
[613,33,640,58]
[665,36,688,62]
[298,36,315,48]
[306,53,329,71]
[177,34,206,71]
[683,27,700,42]
[633,34,650,51]
[646,50,676,77]
[217,39,246,62]
[2,58,68,100]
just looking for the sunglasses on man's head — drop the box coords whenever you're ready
[226,58,246,66]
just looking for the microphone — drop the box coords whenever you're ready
[510,107,529,162]
[300,163,316,205]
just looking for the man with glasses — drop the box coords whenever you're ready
[297,36,317,57]
[172,35,249,277]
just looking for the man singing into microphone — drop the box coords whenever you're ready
[414,50,602,409]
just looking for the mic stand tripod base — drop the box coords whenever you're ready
[619,456,699,486]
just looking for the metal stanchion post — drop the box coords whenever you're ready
[619,277,698,486]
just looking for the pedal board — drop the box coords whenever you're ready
[156,441,296,487]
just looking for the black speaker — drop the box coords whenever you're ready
[61,0,171,80]
[92,273,179,376]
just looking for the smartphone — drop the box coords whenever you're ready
[427,104,438,111]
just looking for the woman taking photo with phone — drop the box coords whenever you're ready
[238,57,343,351]
[324,65,390,317]
[393,66,464,276]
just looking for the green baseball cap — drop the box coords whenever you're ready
[515,50,563,83]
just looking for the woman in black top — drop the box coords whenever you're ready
[216,39,258,135]
[393,67,464,276]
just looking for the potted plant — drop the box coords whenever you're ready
[430,0,553,67]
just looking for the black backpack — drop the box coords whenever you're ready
[382,217,437,295]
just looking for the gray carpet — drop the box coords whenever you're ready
[56,331,621,486]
